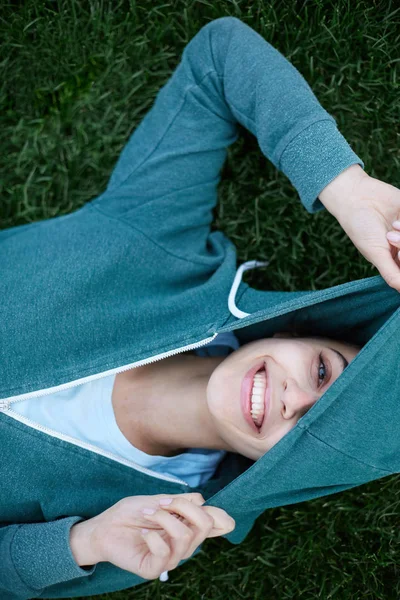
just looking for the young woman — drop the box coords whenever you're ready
[65,330,361,582]
[111,332,360,460]
[1,15,400,600]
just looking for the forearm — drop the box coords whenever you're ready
[318,164,368,217]
[69,519,100,568]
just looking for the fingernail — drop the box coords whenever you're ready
[142,507,156,514]
[387,232,400,242]
[159,498,173,506]
[392,220,400,228]
[141,528,150,535]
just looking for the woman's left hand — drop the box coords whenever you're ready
[319,164,400,293]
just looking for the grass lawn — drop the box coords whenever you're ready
[1,0,399,598]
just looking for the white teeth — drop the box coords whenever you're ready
[251,398,263,406]
[250,370,266,425]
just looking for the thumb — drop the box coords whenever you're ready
[138,530,172,579]
[202,506,236,538]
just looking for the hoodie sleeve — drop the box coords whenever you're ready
[100,15,364,247]
[210,17,365,213]
[0,517,96,600]
[217,17,365,213]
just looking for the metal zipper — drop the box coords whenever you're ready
[0,333,218,485]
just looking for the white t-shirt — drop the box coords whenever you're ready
[12,332,240,487]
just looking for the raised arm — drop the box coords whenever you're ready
[92,16,362,260]
[98,16,400,290]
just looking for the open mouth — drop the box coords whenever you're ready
[241,361,269,433]
[249,366,267,428]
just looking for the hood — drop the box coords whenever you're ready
[206,261,400,544]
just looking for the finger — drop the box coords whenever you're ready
[156,493,205,507]
[139,530,171,580]
[158,501,235,539]
[386,231,400,246]
[202,506,236,538]
[373,249,400,292]
[180,493,206,506]
[392,220,400,231]
[142,508,195,570]
[157,497,214,560]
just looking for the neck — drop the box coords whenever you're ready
[112,353,235,457]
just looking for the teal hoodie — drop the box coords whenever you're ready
[2,16,399,599]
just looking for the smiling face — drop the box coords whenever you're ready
[206,333,361,460]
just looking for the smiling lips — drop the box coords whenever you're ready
[241,360,271,433]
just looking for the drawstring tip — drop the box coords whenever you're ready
[254,260,269,267]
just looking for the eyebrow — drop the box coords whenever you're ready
[329,347,349,372]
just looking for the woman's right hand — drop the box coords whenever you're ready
[70,493,235,580]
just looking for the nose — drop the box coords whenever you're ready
[281,377,317,420]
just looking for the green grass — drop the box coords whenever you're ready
[1,0,400,598]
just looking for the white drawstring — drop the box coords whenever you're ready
[228,260,269,318]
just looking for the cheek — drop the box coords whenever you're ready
[218,341,268,374]
[206,365,230,417]
[206,344,268,415]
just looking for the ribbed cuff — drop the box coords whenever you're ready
[11,517,96,592]
[279,119,364,213]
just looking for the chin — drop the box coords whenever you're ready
[234,445,260,461]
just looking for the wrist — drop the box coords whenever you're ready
[69,519,100,567]
[318,164,367,216]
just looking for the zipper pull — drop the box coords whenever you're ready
[0,400,10,410]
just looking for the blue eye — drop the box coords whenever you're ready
[317,353,327,386]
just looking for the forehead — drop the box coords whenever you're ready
[299,336,359,356]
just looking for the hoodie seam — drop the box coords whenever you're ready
[9,525,40,593]
[87,202,222,268]
[107,69,232,196]
[88,68,239,267]
[301,429,393,474]
[276,118,337,167]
